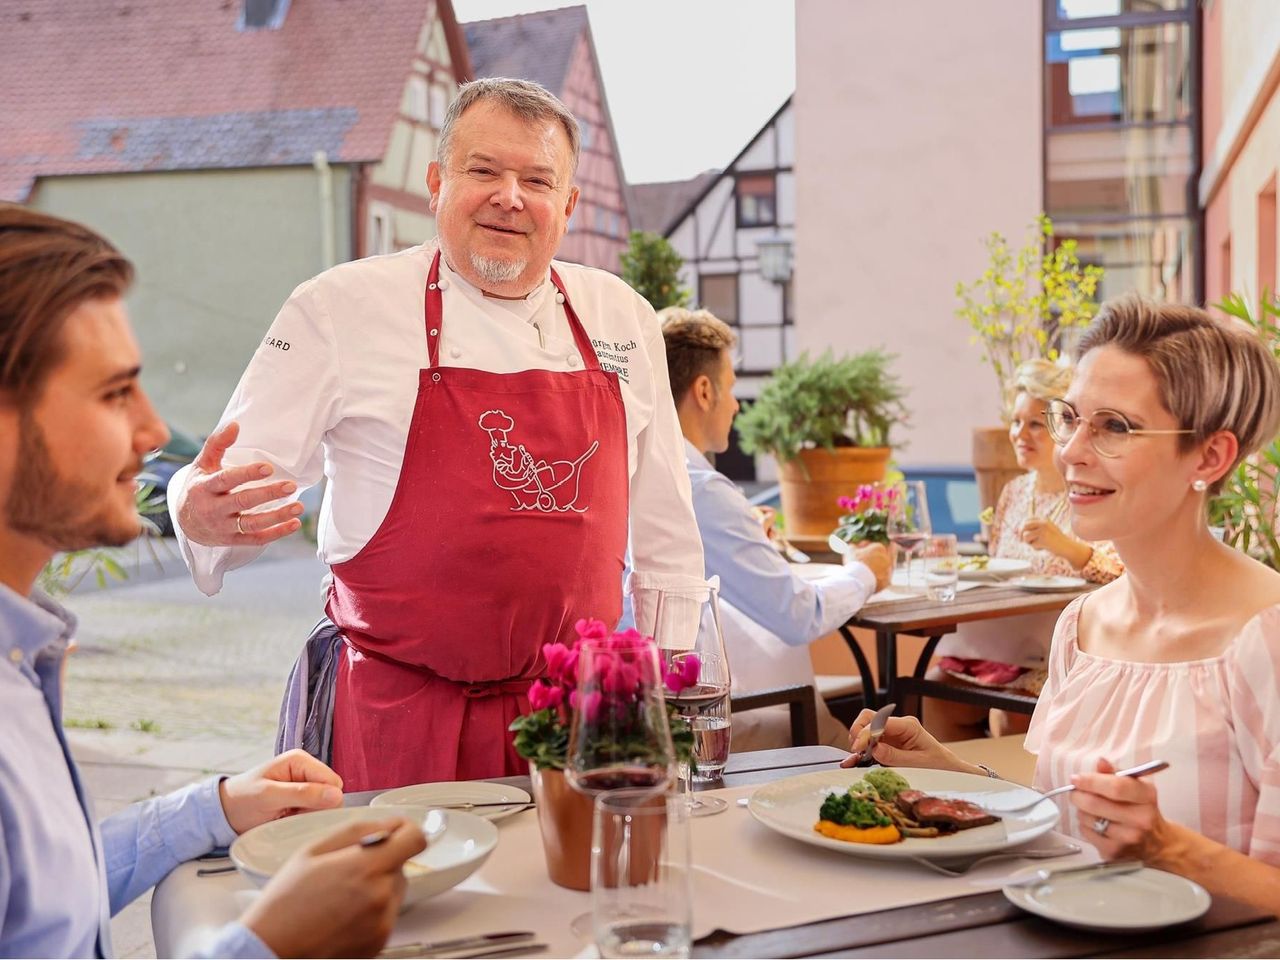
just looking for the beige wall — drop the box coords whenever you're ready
[31,166,353,433]
[1201,0,1280,308]
[795,0,1042,465]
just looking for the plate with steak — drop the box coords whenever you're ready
[748,767,1058,861]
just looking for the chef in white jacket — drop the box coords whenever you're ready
[170,78,705,791]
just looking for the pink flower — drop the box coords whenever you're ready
[569,688,603,722]
[542,642,579,686]
[601,658,640,697]
[664,654,701,694]
[574,618,609,641]
[527,680,564,712]
[837,495,857,511]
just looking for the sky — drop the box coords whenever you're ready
[451,0,796,184]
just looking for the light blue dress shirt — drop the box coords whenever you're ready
[0,583,271,958]
[680,442,876,643]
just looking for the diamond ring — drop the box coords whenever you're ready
[1092,816,1110,837]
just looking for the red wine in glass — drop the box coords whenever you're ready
[571,765,670,796]
[888,531,929,553]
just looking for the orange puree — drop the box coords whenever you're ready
[814,820,902,845]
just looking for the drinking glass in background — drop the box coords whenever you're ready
[689,694,731,782]
[630,576,732,816]
[922,534,959,602]
[887,480,932,592]
[566,635,676,795]
[592,789,693,960]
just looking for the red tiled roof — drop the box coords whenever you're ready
[0,0,467,202]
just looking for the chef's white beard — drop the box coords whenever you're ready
[470,253,527,286]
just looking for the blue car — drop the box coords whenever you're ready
[747,465,983,541]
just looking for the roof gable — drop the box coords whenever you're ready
[463,5,588,95]
[0,0,469,201]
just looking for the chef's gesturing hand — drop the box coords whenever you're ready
[176,421,304,546]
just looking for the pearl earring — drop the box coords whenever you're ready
[1192,479,1208,492]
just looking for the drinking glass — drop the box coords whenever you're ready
[922,534,959,602]
[566,635,676,795]
[887,481,932,592]
[592,789,693,960]
[628,576,732,816]
[689,694,731,783]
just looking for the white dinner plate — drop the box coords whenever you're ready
[1003,865,1211,932]
[371,781,532,821]
[1008,574,1087,592]
[230,805,497,909]
[747,767,1058,861]
[956,557,1032,580]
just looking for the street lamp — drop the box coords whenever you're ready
[756,236,793,286]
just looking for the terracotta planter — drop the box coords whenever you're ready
[529,765,593,891]
[972,426,1024,526]
[777,446,892,542]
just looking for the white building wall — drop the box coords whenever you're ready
[795,0,1042,465]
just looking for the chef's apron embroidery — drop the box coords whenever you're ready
[479,408,599,513]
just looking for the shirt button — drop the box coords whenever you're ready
[555,292,566,304]
[450,347,461,359]
[438,277,450,290]
[8,649,22,664]
[567,354,579,367]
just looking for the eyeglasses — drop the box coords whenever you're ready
[1044,398,1195,459]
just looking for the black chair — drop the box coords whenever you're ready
[730,683,820,746]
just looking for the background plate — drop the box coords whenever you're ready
[748,766,1058,860]
[957,557,1032,580]
[1009,575,1087,592]
[372,781,532,821]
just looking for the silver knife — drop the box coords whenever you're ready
[378,931,537,959]
[1006,858,1143,889]
[841,702,896,768]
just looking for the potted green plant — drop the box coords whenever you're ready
[954,214,1103,517]
[1209,291,1280,567]
[735,349,908,543]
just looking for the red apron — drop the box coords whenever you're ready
[327,251,629,792]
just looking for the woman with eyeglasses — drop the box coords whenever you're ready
[925,359,1122,742]
[848,296,1280,910]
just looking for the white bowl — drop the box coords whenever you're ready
[229,804,497,909]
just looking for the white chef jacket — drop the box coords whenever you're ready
[171,243,705,598]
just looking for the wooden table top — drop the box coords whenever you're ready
[850,584,1095,633]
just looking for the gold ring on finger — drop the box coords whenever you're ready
[236,514,246,536]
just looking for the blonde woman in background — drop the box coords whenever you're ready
[925,359,1122,741]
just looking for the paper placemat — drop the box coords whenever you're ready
[154,783,1093,958]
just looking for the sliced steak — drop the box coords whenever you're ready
[910,796,998,830]
[895,790,927,819]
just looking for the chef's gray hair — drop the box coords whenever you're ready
[437,78,581,176]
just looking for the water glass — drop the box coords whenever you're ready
[922,534,959,602]
[592,789,693,960]
[689,695,731,783]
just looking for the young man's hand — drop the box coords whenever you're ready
[241,817,426,958]
[219,750,344,835]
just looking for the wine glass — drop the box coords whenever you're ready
[566,634,676,795]
[887,481,932,592]
[630,577,732,817]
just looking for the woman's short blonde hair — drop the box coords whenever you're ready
[1009,358,1072,404]
[1076,294,1280,478]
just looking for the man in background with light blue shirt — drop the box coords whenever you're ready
[0,205,425,958]
[659,308,891,747]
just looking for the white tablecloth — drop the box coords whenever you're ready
[152,783,1094,958]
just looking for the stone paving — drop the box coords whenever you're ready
[56,534,327,958]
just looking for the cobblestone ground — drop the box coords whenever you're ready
[54,535,327,958]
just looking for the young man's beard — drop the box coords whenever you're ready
[6,410,141,551]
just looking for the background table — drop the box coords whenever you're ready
[843,585,1092,717]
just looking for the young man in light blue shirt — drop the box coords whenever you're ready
[0,205,425,958]
[659,308,891,747]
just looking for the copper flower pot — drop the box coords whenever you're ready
[529,764,594,891]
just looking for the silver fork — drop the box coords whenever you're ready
[910,842,1082,877]
[979,759,1168,814]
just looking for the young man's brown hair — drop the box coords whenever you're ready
[0,203,133,401]
[658,307,737,401]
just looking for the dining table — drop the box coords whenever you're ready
[151,744,1279,958]
[838,581,1094,719]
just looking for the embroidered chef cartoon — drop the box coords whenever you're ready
[478,410,599,513]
